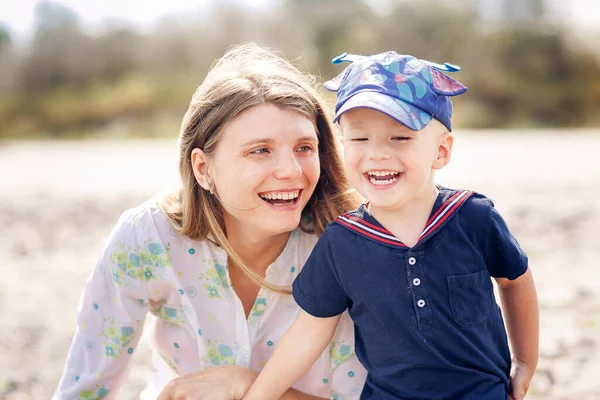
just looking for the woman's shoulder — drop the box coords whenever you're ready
[291,228,320,259]
[295,228,319,246]
[107,195,178,246]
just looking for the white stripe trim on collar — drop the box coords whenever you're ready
[337,215,403,243]
[420,190,470,238]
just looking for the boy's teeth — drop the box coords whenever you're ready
[367,171,400,185]
[368,171,398,176]
[369,177,398,185]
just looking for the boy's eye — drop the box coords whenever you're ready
[391,136,411,141]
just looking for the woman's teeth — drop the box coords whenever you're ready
[367,171,400,185]
[259,190,300,203]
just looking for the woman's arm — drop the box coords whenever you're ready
[496,268,539,400]
[279,389,328,400]
[243,310,342,400]
[326,312,367,400]
[53,213,151,400]
[157,366,329,400]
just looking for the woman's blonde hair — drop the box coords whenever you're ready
[160,43,360,293]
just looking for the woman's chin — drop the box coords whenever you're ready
[262,215,303,236]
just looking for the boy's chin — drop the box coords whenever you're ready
[368,201,401,213]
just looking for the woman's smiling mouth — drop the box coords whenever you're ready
[258,189,302,206]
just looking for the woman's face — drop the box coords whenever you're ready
[201,104,320,239]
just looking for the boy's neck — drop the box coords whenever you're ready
[368,185,439,248]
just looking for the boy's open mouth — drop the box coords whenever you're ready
[365,170,401,185]
[258,189,301,205]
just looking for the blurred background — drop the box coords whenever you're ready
[0,0,599,399]
[1,0,600,137]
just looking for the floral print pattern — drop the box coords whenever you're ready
[100,318,135,360]
[330,341,355,371]
[110,240,172,288]
[202,340,238,366]
[198,260,230,299]
[53,200,366,400]
[78,385,109,400]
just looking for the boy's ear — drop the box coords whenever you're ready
[191,148,213,191]
[433,132,453,170]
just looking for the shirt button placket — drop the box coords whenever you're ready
[407,254,432,331]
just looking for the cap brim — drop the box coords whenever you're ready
[333,92,433,131]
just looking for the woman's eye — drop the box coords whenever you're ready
[296,145,314,152]
[351,138,368,142]
[249,148,269,155]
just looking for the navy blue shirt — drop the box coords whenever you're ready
[293,188,528,400]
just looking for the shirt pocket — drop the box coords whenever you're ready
[447,270,493,328]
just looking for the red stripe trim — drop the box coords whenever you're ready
[424,190,463,227]
[340,214,394,235]
[336,219,408,247]
[337,190,473,247]
[419,191,472,241]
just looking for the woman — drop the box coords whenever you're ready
[53,43,367,400]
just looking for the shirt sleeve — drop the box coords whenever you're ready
[328,313,367,400]
[485,205,528,280]
[53,210,151,400]
[292,228,350,318]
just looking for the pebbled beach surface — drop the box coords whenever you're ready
[1,131,599,399]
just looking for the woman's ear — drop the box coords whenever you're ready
[433,132,453,170]
[191,148,213,191]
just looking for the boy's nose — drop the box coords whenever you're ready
[368,143,392,160]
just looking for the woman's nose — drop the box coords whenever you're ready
[274,152,303,180]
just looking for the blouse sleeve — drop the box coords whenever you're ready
[53,210,152,400]
[328,312,367,400]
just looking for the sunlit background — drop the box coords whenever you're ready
[0,1,599,399]
[1,0,600,138]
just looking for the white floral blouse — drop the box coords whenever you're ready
[53,198,366,400]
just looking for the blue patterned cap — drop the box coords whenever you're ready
[325,51,468,131]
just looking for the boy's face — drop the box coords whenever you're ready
[339,108,452,212]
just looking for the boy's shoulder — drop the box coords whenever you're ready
[437,186,497,224]
[328,203,370,230]
[325,203,407,249]
[438,188,513,247]
[321,189,501,245]
[319,204,370,241]
[439,186,495,212]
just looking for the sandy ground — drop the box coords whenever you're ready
[1,130,599,399]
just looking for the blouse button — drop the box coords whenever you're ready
[408,257,416,265]
[412,278,421,286]
[417,299,426,308]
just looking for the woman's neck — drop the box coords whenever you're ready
[225,227,291,276]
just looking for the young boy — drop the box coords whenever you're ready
[243,51,539,400]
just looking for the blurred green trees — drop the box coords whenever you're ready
[1,0,599,138]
